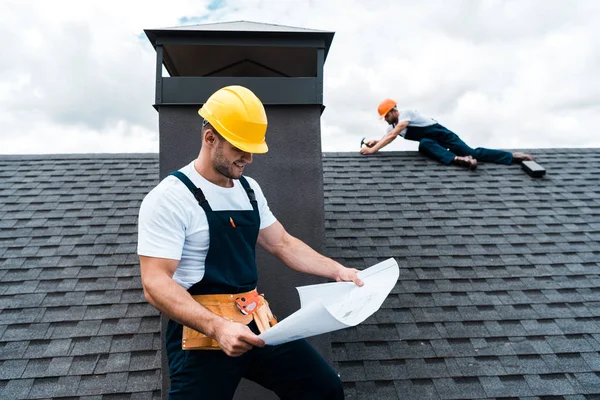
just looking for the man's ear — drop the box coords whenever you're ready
[204,129,216,145]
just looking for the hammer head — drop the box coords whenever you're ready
[360,137,366,147]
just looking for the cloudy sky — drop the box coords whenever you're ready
[2,0,599,154]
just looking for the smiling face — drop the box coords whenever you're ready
[211,130,253,181]
[196,122,255,187]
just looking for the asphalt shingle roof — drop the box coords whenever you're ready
[0,154,161,400]
[324,149,600,400]
[1,149,600,399]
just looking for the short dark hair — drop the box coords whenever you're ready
[202,120,224,141]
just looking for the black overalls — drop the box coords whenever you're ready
[165,171,344,400]
[404,123,513,165]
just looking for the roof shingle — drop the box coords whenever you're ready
[325,149,600,399]
[2,150,600,399]
[0,154,160,400]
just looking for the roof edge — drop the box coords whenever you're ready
[146,20,333,34]
[323,147,600,157]
[0,153,159,160]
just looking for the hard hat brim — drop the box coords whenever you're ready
[226,137,269,154]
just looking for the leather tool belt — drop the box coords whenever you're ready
[182,289,278,350]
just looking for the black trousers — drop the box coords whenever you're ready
[405,123,513,165]
[167,320,344,400]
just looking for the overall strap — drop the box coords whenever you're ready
[169,171,212,211]
[238,176,258,211]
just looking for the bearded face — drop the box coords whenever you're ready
[212,135,252,180]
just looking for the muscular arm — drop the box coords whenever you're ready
[140,255,264,356]
[360,120,409,155]
[257,221,363,286]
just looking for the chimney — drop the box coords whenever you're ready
[144,21,335,400]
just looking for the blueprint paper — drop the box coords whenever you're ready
[258,258,399,345]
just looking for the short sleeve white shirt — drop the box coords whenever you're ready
[137,161,277,289]
[387,109,437,137]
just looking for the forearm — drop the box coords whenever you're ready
[370,132,397,152]
[143,274,225,338]
[271,233,344,281]
[371,122,408,152]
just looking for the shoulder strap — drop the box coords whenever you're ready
[238,176,258,209]
[169,171,210,209]
[169,172,256,212]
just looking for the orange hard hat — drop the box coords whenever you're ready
[377,98,397,119]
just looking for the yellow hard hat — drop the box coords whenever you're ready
[198,85,268,154]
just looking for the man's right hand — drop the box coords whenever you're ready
[214,320,265,357]
[365,139,378,148]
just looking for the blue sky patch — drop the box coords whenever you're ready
[207,0,225,11]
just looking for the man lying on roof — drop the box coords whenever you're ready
[360,98,534,169]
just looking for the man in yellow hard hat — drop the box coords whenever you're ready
[361,98,534,169]
[137,85,361,399]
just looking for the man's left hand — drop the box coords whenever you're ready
[360,147,376,155]
[335,267,364,286]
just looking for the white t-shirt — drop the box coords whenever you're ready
[137,161,277,289]
[387,109,437,137]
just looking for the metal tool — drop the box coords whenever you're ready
[360,137,373,148]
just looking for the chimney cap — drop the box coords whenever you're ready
[144,20,335,60]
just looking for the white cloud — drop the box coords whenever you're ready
[1,0,599,154]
